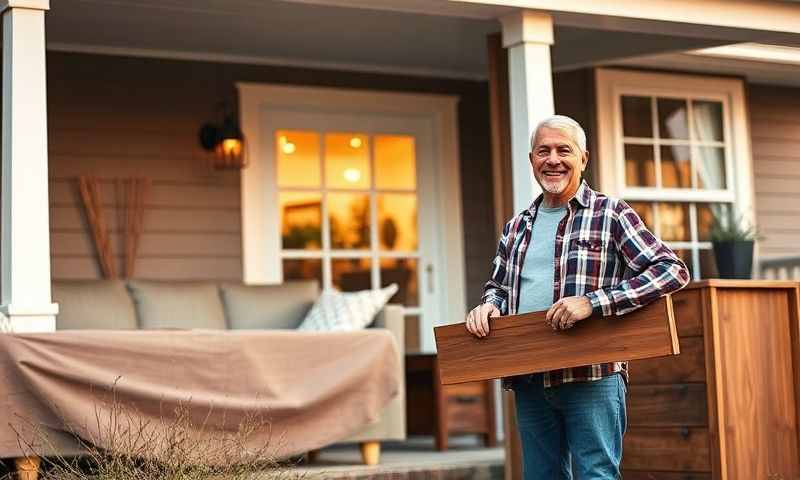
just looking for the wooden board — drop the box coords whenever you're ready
[434,295,678,385]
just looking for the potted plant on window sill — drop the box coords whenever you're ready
[710,208,761,280]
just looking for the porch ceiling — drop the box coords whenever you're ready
[42,0,771,79]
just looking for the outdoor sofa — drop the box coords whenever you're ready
[0,279,405,469]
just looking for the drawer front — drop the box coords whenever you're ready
[444,382,486,398]
[447,392,488,433]
[627,384,708,427]
[630,336,706,384]
[623,427,711,472]
[673,289,704,337]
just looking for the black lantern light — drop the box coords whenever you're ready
[199,112,248,170]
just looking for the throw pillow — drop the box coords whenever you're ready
[297,284,399,332]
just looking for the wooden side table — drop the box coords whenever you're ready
[405,352,497,451]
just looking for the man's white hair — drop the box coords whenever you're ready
[530,115,587,153]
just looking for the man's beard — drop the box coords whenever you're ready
[540,176,570,195]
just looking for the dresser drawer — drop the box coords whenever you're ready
[623,427,711,472]
[627,384,708,427]
[673,289,704,337]
[445,382,490,433]
[631,336,706,384]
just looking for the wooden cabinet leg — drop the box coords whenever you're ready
[360,441,380,466]
[305,449,320,464]
[15,456,41,480]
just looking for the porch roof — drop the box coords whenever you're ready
[45,0,800,81]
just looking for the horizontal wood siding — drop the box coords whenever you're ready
[748,84,800,258]
[45,52,493,287]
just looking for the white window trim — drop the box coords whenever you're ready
[595,68,757,277]
[236,83,467,335]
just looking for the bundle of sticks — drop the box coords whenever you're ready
[77,176,149,279]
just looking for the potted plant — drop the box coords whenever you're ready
[710,207,760,279]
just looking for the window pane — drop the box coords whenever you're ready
[692,101,724,142]
[380,258,419,307]
[276,130,320,188]
[671,248,695,278]
[375,135,416,190]
[660,145,691,189]
[625,144,656,187]
[627,201,656,232]
[328,193,371,250]
[696,147,727,190]
[332,258,371,292]
[698,248,719,279]
[282,259,322,287]
[377,194,418,251]
[325,133,370,190]
[658,98,689,140]
[659,202,690,241]
[280,192,322,250]
[621,96,653,138]
[697,203,731,241]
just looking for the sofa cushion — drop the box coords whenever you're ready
[220,280,319,330]
[126,280,226,330]
[53,280,138,330]
[298,284,398,332]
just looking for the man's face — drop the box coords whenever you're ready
[529,127,588,196]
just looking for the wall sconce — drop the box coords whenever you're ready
[199,114,248,170]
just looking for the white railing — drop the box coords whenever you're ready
[760,256,800,280]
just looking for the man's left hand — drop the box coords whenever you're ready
[546,296,594,331]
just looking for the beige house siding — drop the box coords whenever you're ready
[748,84,800,258]
[46,52,495,302]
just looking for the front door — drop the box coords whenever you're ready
[260,109,446,351]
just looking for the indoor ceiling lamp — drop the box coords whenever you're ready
[199,114,248,170]
[349,137,363,149]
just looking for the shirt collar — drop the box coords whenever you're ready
[525,179,594,218]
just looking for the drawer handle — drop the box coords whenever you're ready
[679,384,689,396]
[451,395,480,405]
[680,427,690,439]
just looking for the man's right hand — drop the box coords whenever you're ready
[465,303,500,338]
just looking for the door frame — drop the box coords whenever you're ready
[237,82,466,352]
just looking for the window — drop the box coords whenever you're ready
[596,69,754,279]
[276,129,420,314]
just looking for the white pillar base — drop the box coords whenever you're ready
[1,303,58,332]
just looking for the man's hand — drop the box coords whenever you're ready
[546,296,594,331]
[465,303,500,338]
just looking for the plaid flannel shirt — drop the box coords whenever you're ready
[482,180,690,388]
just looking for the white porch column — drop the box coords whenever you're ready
[501,10,555,213]
[1,0,57,332]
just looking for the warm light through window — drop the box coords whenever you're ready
[282,142,296,154]
[343,168,362,183]
[349,137,363,149]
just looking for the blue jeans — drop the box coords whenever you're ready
[513,373,626,480]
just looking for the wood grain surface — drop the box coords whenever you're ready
[623,427,711,472]
[434,295,678,385]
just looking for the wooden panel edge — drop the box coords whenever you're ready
[703,286,727,480]
[665,293,680,355]
[789,285,800,470]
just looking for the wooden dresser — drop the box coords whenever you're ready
[623,280,800,480]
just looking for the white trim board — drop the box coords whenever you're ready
[237,83,467,352]
[452,0,800,35]
[46,43,488,81]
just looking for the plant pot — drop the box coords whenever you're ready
[712,240,754,279]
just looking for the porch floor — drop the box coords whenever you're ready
[283,436,505,479]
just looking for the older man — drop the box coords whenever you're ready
[466,115,689,479]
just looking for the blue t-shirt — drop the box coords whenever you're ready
[517,205,566,314]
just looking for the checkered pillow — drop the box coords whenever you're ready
[297,284,399,332]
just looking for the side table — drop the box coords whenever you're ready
[405,352,497,451]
